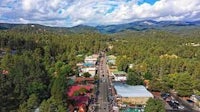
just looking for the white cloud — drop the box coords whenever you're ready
[22,0,34,11]
[19,18,30,23]
[50,0,61,8]
[0,0,200,27]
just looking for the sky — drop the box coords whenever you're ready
[0,0,200,27]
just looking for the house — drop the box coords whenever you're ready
[107,65,118,76]
[111,71,127,82]
[107,55,117,65]
[75,77,95,84]
[84,55,98,65]
[79,67,97,77]
[92,54,99,58]
[113,82,153,106]
[67,84,95,112]
[83,63,95,67]
[76,63,84,67]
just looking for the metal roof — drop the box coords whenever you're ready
[112,71,127,75]
[113,82,153,98]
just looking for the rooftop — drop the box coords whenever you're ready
[113,82,153,98]
[107,55,117,60]
[67,85,94,97]
[83,63,95,67]
[75,77,95,83]
[113,71,127,75]
[85,55,98,60]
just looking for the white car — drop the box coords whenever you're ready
[178,105,184,109]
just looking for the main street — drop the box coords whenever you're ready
[97,52,110,112]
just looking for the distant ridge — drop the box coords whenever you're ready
[1,20,200,34]
[96,20,200,33]
[0,23,98,34]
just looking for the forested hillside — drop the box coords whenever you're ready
[0,29,108,111]
[0,25,200,111]
[108,30,200,96]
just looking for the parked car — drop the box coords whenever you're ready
[161,93,170,100]
[186,99,194,103]
[178,105,184,109]
[171,100,179,105]
[167,101,178,109]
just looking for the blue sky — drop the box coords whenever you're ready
[0,0,200,27]
[138,0,158,5]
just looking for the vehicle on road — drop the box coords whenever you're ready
[178,105,184,110]
[186,99,194,103]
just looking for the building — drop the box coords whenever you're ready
[111,71,127,81]
[76,63,84,67]
[83,63,95,67]
[113,82,153,106]
[107,65,117,76]
[79,67,97,77]
[67,85,94,97]
[107,55,117,65]
[84,55,98,65]
[75,77,95,84]
[67,85,94,112]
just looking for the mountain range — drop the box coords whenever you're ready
[1,20,200,34]
[96,20,200,33]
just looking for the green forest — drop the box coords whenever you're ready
[108,30,200,97]
[0,27,200,111]
[0,29,108,111]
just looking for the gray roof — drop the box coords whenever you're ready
[112,71,127,75]
[113,82,153,98]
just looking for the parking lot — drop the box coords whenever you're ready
[161,93,185,110]
[152,92,196,112]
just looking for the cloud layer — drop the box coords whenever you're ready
[0,0,200,27]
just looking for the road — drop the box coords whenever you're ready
[97,53,110,112]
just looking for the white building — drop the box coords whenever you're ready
[112,71,127,82]
[84,55,98,65]
[80,67,97,77]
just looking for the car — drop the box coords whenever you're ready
[161,93,170,97]
[172,100,179,106]
[178,105,184,109]
[167,101,178,109]
[161,93,170,100]
[186,99,194,103]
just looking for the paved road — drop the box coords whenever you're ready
[97,53,110,112]
[169,92,200,112]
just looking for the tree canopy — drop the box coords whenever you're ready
[144,98,166,112]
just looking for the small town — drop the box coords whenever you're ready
[1,0,200,112]
[65,52,200,112]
